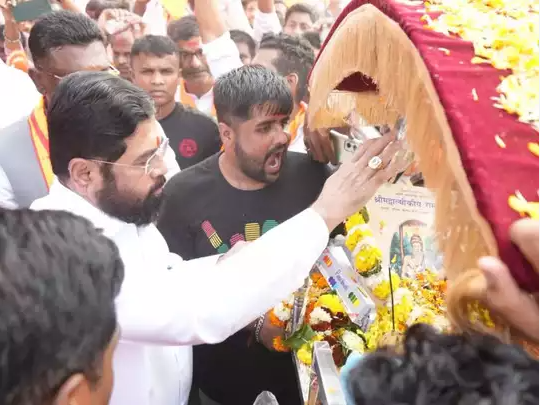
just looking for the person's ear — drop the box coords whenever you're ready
[28,67,47,96]
[285,72,299,100]
[218,122,234,145]
[52,373,92,405]
[68,158,101,194]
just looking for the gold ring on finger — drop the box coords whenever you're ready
[368,155,383,170]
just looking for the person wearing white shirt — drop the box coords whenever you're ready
[31,71,403,405]
[0,59,40,131]
[0,11,179,210]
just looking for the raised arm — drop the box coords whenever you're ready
[115,135,406,346]
[253,0,282,42]
[194,0,242,79]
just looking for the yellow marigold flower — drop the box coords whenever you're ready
[297,343,312,365]
[354,245,383,275]
[373,272,401,300]
[345,212,365,232]
[316,294,345,315]
[528,142,539,157]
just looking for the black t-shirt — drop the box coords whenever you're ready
[158,152,329,405]
[159,103,221,169]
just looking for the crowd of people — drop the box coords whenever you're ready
[0,0,538,405]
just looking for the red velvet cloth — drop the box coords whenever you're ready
[312,0,539,292]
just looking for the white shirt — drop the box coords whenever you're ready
[0,60,40,131]
[174,86,216,117]
[31,180,329,405]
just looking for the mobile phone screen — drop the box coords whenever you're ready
[12,0,53,22]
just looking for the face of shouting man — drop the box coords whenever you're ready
[215,66,294,189]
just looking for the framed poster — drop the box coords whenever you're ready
[365,184,444,278]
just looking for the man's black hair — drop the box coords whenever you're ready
[28,11,104,64]
[47,71,154,179]
[285,3,318,24]
[302,31,321,50]
[258,32,315,103]
[214,65,293,125]
[131,34,180,59]
[230,29,256,59]
[0,208,124,405]
[347,324,539,405]
[167,16,200,42]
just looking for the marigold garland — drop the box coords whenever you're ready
[272,336,290,352]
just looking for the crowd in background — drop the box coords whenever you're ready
[0,1,538,405]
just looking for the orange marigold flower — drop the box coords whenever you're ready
[269,310,286,328]
[272,336,290,352]
[304,301,316,324]
[310,272,329,289]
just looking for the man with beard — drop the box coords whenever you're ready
[0,11,179,209]
[32,70,405,405]
[157,66,329,405]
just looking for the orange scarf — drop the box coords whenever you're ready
[178,79,217,117]
[28,98,54,189]
[287,102,306,145]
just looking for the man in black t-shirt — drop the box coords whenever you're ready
[158,66,329,405]
[131,35,221,169]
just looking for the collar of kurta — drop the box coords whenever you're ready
[308,0,539,292]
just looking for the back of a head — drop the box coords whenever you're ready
[258,32,315,102]
[213,65,293,125]
[131,34,179,59]
[47,71,154,179]
[0,208,124,405]
[230,29,256,59]
[29,10,103,65]
[285,3,318,24]
[347,324,539,405]
[167,15,200,42]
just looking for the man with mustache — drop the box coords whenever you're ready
[157,65,330,405]
[167,16,217,117]
[32,70,404,405]
[0,11,179,210]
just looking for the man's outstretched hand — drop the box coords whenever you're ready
[479,218,539,342]
[312,135,405,232]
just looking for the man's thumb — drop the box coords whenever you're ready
[478,256,507,291]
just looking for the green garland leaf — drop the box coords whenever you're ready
[284,324,317,351]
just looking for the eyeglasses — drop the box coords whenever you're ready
[91,138,169,176]
[35,64,120,81]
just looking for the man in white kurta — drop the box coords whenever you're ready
[31,71,401,405]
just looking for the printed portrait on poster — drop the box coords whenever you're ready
[388,219,443,278]
[365,184,444,277]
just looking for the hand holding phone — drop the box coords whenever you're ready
[8,0,53,22]
[329,130,362,164]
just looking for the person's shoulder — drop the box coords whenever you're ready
[285,151,329,178]
[164,154,220,195]
[0,116,31,149]
[179,104,218,124]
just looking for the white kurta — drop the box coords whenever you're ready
[31,180,329,405]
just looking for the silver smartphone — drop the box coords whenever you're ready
[330,130,361,164]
